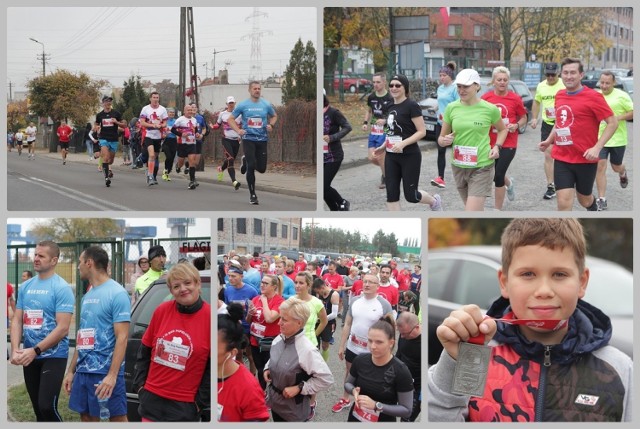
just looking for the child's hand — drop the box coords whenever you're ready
[435,304,497,360]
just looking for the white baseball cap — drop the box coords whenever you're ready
[454,68,481,86]
[226,96,236,104]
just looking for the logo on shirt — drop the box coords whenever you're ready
[574,394,599,406]
[556,105,575,128]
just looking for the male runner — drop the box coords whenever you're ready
[362,73,393,189]
[56,120,73,165]
[25,121,37,159]
[139,92,168,186]
[96,96,126,187]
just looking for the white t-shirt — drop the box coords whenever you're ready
[139,104,168,139]
[347,295,393,355]
[25,126,37,142]
[217,110,242,140]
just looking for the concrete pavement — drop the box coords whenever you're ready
[24,148,317,200]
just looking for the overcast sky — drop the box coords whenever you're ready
[302,218,422,245]
[6,7,317,93]
[7,217,211,240]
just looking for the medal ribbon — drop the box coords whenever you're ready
[468,312,568,345]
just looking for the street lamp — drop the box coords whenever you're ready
[29,37,45,77]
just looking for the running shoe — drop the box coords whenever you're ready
[331,398,351,413]
[240,156,247,174]
[620,173,629,188]
[339,199,350,211]
[188,181,196,190]
[506,177,515,201]
[596,197,607,211]
[233,180,241,191]
[184,167,189,176]
[194,180,200,187]
[378,174,386,189]
[63,160,66,165]
[108,170,114,179]
[430,194,443,211]
[543,183,556,200]
[250,194,259,205]
[430,176,446,188]
[162,170,170,181]
[217,166,224,181]
[175,166,181,173]
[307,401,317,421]
[146,174,154,186]
[105,177,111,187]
[153,177,159,185]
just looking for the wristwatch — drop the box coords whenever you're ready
[375,401,383,411]
[297,382,304,392]
[34,346,42,356]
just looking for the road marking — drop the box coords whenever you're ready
[16,177,132,211]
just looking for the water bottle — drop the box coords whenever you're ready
[98,396,110,421]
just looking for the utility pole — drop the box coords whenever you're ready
[178,7,199,111]
[29,37,47,77]
[178,9,186,114]
[212,49,236,81]
[8,81,12,102]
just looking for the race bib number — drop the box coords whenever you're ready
[352,405,380,422]
[385,135,403,153]
[153,338,190,371]
[350,334,368,349]
[23,310,44,329]
[323,144,329,154]
[101,118,115,127]
[453,145,479,167]
[76,328,96,350]
[250,322,266,338]
[554,127,573,146]
[247,117,263,128]
[183,133,196,144]
[370,124,384,136]
[545,107,556,119]
[217,403,224,421]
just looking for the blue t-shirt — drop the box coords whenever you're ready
[194,113,207,142]
[281,275,295,300]
[166,117,177,139]
[232,98,276,142]
[437,83,459,125]
[76,279,131,375]
[223,283,258,333]
[16,274,75,359]
[243,268,261,293]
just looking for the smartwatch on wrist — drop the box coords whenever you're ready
[298,382,304,392]
[34,346,42,356]
[375,401,383,411]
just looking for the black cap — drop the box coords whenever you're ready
[148,245,166,261]
[544,63,558,74]
[390,74,410,97]
[102,95,113,102]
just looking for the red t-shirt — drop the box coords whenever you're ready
[218,364,270,422]
[7,283,14,315]
[322,272,344,290]
[377,284,399,307]
[552,87,614,164]
[481,91,527,148]
[141,300,211,402]
[351,279,363,298]
[294,261,307,273]
[57,125,73,142]
[396,272,411,291]
[249,294,284,347]
[249,258,262,269]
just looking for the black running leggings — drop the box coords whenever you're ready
[23,358,67,421]
[324,160,344,211]
[493,147,516,187]
[435,123,447,178]
[385,150,423,203]
[221,138,240,181]
[163,137,178,173]
[242,139,268,195]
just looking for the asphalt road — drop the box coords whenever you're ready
[329,123,633,212]
[6,154,315,211]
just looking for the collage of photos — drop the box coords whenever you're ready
[2,4,634,425]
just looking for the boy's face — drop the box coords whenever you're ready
[498,245,589,345]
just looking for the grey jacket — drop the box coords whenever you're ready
[265,330,334,421]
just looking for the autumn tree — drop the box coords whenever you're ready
[6,99,29,132]
[282,38,316,103]
[27,70,106,125]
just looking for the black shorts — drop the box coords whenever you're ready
[59,142,69,150]
[345,348,358,363]
[554,159,598,196]
[177,143,197,158]
[27,140,35,146]
[196,140,203,155]
[541,121,554,141]
[143,137,162,152]
[599,146,626,165]
[93,142,101,153]
[318,320,336,342]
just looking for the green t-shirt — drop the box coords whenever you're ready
[134,269,162,295]
[598,88,633,147]
[443,100,501,169]
[534,79,565,124]
[303,295,324,346]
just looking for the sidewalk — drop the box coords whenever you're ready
[32,149,317,200]
[340,137,438,170]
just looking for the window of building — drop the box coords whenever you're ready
[237,218,247,234]
[270,222,277,237]
[293,227,298,240]
[254,246,262,254]
[473,24,484,37]
[217,245,225,255]
[254,218,262,235]
[282,225,288,239]
[217,218,224,231]
[448,24,462,37]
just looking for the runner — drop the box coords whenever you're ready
[431,61,458,188]
[312,278,339,362]
[139,92,168,186]
[170,104,203,190]
[227,81,278,205]
[161,108,178,181]
[595,70,633,210]
[211,96,242,190]
[25,121,37,159]
[529,62,565,200]
[481,66,528,210]
[95,96,126,187]
[56,120,73,165]
[10,241,75,421]
[189,103,209,186]
[15,129,24,156]
[538,58,618,211]
[362,72,393,189]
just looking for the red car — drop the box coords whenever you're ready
[332,72,372,93]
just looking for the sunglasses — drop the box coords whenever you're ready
[546,73,557,77]
[389,83,404,88]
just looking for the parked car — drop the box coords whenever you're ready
[332,72,372,94]
[124,270,212,421]
[617,77,633,96]
[427,246,632,365]
[584,68,630,80]
[419,77,533,140]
